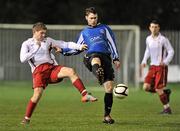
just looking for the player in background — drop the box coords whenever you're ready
[20,22,97,125]
[62,7,120,124]
[141,20,174,114]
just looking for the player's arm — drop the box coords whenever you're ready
[105,25,120,67]
[48,37,85,50]
[54,41,87,56]
[105,26,120,61]
[55,33,87,56]
[140,41,150,76]
[162,38,174,65]
[20,42,40,63]
[141,46,150,67]
[61,44,87,56]
[141,39,150,66]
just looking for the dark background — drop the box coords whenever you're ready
[0,0,180,30]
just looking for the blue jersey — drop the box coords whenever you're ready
[63,24,119,61]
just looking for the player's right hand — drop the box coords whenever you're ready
[114,61,120,69]
[141,63,146,68]
[140,64,146,77]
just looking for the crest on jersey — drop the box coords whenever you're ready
[100,29,105,34]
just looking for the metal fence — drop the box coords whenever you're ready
[0,24,179,86]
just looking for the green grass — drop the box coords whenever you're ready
[0,81,180,131]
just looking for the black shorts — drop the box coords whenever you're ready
[83,52,115,82]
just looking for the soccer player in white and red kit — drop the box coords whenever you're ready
[141,20,174,114]
[20,22,97,125]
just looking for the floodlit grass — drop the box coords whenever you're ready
[0,81,180,131]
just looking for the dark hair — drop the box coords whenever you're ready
[150,20,160,25]
[85,7,97,16]
[32,22,47,33]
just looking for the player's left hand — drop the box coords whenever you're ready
[114,61,120,69]
[80,44,88,51]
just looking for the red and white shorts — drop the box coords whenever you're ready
[32,63,63,89]
[145,65,168,89]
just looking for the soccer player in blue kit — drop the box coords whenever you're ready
[63,7,120,124]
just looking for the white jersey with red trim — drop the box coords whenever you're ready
[20,37,82,72]
[141,33,174,66]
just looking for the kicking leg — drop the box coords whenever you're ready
[57,67,97,102]
[91,57,104,85]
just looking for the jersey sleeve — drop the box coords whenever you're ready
[61,33,85,56]
[20,41,40,63]
[163,38,174,65]
[105,25,120,61]
[47,37,82,50]
[141,39,150,64]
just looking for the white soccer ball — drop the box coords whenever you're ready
[113,84,129,99]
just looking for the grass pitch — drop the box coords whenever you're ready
[0,81,180,131]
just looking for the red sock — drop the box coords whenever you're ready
[159,93,168,105]
[25,100,37,118]
[73,78,87,96]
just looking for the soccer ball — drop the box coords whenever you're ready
[113,84,129,99]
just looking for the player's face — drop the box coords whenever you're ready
[33,29,47,41]
[85,13,98,27]
[149,23,160,36]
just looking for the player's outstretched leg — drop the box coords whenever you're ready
[81,93,98,102]
[92,64,104,85]
[72,78,98,102]
[59,67,98,102]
